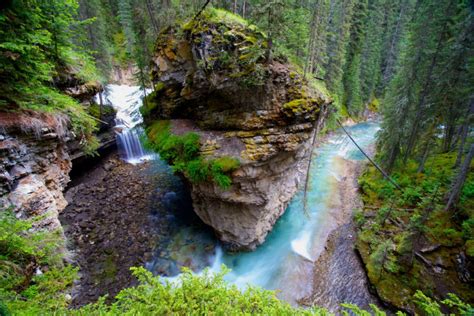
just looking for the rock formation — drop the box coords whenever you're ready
[0,111,73,232]
[0,74,114,233]
[143,9,331,250]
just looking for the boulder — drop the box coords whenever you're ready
[143,9,331,250]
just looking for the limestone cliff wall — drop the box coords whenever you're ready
[143,9,331,250]
[0,112,72,232]
[0,76,114,233]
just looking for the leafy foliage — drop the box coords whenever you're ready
[0,210,78,315]
[73,266,323,315]
[414,291,474,316]
[0,0,100,153]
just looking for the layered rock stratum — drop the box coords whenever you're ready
[0,75,113,233]
[143,9,331,250]
[0,111,72,232]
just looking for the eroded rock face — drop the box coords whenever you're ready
[191,144,312,250]
[144,10,331,250]
[0,111,72,232]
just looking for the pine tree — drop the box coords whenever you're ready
[324,0,355,107]
[77,0,113,78]
[342,0,367,116]
[0,0,96,107]
[446,144,474,211]
[359,0,385,105]
[304,0,329,79]
[378,0,412,93]
[378,0,473,171]
[402,0,458,164]
[118,0,136,57]
[0,0,99,152]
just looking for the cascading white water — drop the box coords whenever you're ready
[96,84,155,164]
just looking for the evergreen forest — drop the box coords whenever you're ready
[0,0,473,315]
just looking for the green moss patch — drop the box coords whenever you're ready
[176,8,268,87]
[141,91,160,117]
[282,98,319,118]
[88,102,114,120]
[146,121,240,189]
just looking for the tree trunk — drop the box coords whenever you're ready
[145,0,159,35]
[304,5,318,77]
[455,97,474,168]
[193,0,211,21]
[386,140,399,173]
[446,144,474,211]
[417,139,430,173]
[98,90,104,122]
[381,0,407,86]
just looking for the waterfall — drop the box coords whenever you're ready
[97,84,155,164]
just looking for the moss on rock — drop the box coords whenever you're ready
[146,120,240,189]
[282,98,319,117]
[154,8,269,88]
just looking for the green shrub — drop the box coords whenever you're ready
[357,153,474,310]
[340,303,388,316]
[465,240,474,257]
[5,265,78,315]
[3,211,472,315]
[88,102,114,119]
[186,158,210,182]
[353,209,366,227]
[0,210,78,315]
[73,266,324,315]
[462,219,474,240]
[414,291,474,316]
[442,228,463,246]
[401,187,422,205]
[460,180,474,204]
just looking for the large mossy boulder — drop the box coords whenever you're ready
[143,9,331,251]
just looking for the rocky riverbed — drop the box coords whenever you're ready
[60,154,159,306]
[60,153,216,307]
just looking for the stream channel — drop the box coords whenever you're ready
[65,85,381,311]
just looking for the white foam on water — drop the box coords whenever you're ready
[159,245,224,286]
[95,84,154,163]
[126,154,157,165]
[291,230,313,261]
